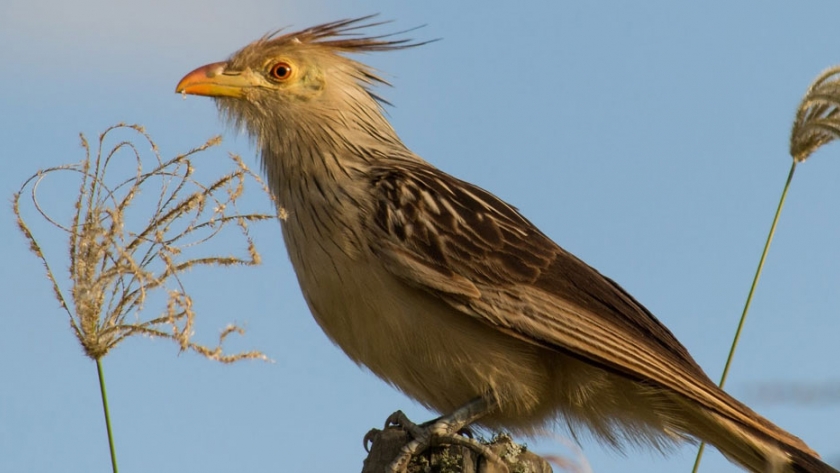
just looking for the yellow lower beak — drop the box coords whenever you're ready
[176,62,251,98]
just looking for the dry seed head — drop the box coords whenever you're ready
[790,65,840,162]
[13,123,284,362]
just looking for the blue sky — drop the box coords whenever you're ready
[2,2,839,472]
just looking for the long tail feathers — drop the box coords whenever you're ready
[699,409,838,473]
[789,447,838,473]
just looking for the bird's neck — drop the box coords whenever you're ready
[258,105,406,214]
[259,106,409,261]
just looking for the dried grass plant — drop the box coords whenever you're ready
[13,123,282,473]
[691,66,840,472]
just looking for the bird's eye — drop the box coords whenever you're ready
[270,62,293,80]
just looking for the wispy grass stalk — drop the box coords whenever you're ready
[691,66,840,472]
[96,358,118,472]
[13,123,282,473]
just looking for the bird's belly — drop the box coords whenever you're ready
[289,245,555,423]
[281,223,690,438]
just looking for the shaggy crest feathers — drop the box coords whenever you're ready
[264,16,427,52]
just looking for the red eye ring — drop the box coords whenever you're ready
[270,62,293,80]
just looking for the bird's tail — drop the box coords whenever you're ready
[680,395,838,473]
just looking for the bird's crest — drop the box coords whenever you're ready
[242,16,429,58]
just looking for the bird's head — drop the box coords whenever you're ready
[176,17,424,154]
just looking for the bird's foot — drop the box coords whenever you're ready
[382,399,507,473]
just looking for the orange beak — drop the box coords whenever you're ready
[176,62,253,98]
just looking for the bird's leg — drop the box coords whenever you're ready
[384,395,508,473]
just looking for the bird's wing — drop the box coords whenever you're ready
[365,161,757,429]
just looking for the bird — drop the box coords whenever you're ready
[175,16,836,473]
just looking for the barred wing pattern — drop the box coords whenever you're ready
[365,161,784,441]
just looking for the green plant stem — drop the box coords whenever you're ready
[690,161,797,473]
[96,358,119,473]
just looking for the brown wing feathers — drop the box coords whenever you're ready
[367,162,812,452]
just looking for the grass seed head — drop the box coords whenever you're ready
[13,123,283,362]
[790,66,840,162]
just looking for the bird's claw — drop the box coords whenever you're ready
[363,428,380,453]
[457,426,474,439]
[384,410,425,438]
[383,410,507,473]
